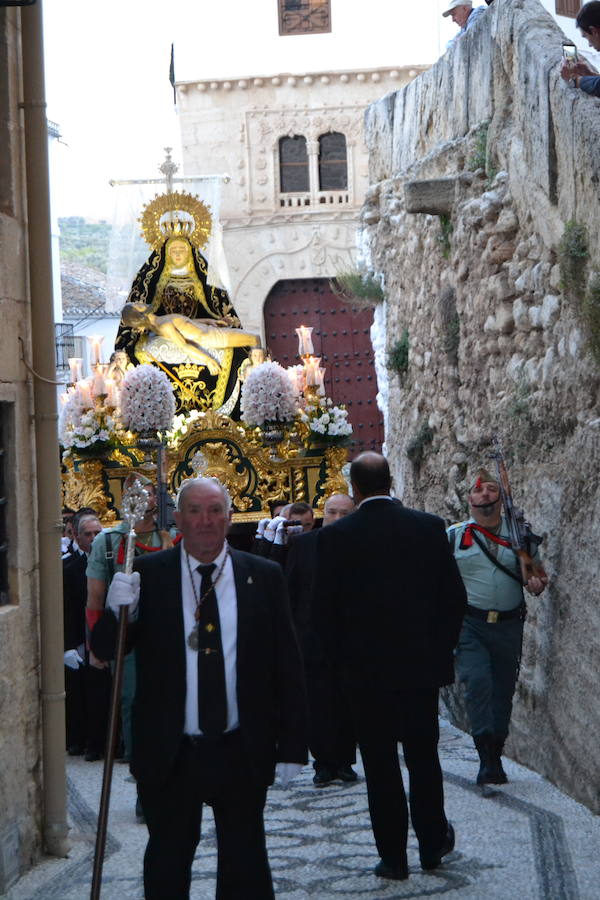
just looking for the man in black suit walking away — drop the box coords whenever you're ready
[91,476,308,900]
[315,453,467,881]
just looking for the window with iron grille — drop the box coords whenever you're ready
[318,132,348,191]
[0,408,8,605]
[278,0,331,35]
[55,323,75,375]
[556,0,581,18]
[279,136,310,192]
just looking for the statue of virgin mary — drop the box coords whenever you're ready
[114,192,255,417]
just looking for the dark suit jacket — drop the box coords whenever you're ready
[285,530,324,667]
[315,498,467,691]
[91,546,308,787]
[63,551,87,650]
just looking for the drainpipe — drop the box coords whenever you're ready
[21,0,70,857]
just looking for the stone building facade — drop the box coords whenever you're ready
[361,0,600,812]
[176,65,425,336]
[0,8,43,891]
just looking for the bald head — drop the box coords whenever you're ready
[323,493,355,526]
[350,452,392,504]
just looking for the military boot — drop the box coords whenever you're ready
[492,736,508,784]
[473,733,505,785]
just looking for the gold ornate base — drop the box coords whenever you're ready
[61,411,349,525]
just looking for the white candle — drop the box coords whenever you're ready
[317,367,326,396]
[68,357,83,383]
[92,367,106,397]
[295,325,314,357]
[87,334,104,366]
[303,356,321,386]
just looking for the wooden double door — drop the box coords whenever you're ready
[264,278,383,457]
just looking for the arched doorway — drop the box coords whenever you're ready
[264,278,384,457]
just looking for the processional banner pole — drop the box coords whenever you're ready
[90,479,149,900]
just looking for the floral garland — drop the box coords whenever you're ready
[162,409,205,448]
[300,397,353,445]
[120,364,176,434]
[240,361,299,428]
[59,384,118,459]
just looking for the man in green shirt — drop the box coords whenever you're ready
[447,468,547,786]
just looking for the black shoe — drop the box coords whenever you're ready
[420,822,455,870]
[84,749,102,762]
[335,765,358,783]
[492,736,508,784]
[135,797,146,825]
[374,859,409,880]
[474,734,505,785]
[313,766,335,787]
[67,744,84,756]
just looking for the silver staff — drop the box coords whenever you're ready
[90,478,149,900]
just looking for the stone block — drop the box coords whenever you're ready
[404,177,457,216]
[540,294,560,329]
[496,303,515,334]
[489,272,516,302]
[493,208,519,234]
[528,305,542,329]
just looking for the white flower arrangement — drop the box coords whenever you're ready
[120,364,176,434]
[162,409,205,448]
[240,361,299,427]
[59,384,117,458]
[299,397,353,444]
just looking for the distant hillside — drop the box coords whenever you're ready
[59,217,110,273]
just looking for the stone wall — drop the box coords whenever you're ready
[361,0,600,812]
[0,8,43,890]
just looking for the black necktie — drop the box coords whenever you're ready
[196,563,227,737]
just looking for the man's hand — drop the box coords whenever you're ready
[64,649,84,670]
[106,571,141,621]
[264,516,287,543]
[560,59,596,81]
[525,569,548,596]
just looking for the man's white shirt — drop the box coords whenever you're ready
[180,541,239,735]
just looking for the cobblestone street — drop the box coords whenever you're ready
[7,720,599,900]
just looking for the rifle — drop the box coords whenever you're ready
[489,435,547,589]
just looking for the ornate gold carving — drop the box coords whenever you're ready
[315,446,349,507]
[139,191,213,251]
[62,458,118,526]
[191,441,252,511]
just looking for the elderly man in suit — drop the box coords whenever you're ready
[91,476,308,900]
[315,453,467,882]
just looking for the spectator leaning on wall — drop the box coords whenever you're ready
[560,1,600,96]
[443,1,488,48]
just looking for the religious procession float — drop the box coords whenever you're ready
[60,188,352,527]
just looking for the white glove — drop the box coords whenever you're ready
[276,762,303,788]
[106,571,140,621]
[274,520,288,546]
[256,517,271,539]
[64,649,84,670]
[265,515,287,543]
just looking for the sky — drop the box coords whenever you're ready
[42,0,475,221]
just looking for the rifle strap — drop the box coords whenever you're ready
[469,529,524,587]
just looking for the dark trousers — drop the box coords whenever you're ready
[138,731,274,900]
[306,662,356,768]
[455,616,524,740]
[65,664,110,752]
[347,682,447,866]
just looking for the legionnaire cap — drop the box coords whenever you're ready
[468,467,499,491]
[442,0,473,15]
